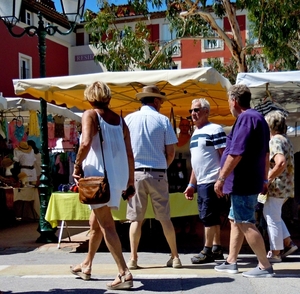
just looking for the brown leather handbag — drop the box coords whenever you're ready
[78,123,110,204]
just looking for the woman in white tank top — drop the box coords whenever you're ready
[71,81,135,290]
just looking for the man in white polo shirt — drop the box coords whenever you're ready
[125,85,182,269]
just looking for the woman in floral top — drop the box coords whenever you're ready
[264,110,297,263]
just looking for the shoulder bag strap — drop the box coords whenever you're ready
[95,111,108,178]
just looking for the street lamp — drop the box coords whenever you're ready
[0,0,86,243]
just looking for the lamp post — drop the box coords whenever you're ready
[0,0,85,243]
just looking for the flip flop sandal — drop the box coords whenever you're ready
[106,272,133,290]
[70,263,91,280]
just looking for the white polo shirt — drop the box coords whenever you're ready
[125,105,178,169]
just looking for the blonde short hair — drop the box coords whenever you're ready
[264,110,287,134]
[191,98,210,113]
[84,81,111,104]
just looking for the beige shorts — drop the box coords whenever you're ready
[126,170,170,221]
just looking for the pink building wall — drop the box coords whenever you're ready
[0,22,69,98]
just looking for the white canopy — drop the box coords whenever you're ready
[236,71,300,115]
[236,71,300,153]
[2,98,82,123]
[13,67,234,125]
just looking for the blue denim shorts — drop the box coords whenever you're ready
[228,194,257,224]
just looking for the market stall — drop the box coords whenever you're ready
[0,97,82,225]
[236,71,300,116]
[11,68,233,236]
[0,97,81,150]
[236,71,300,150]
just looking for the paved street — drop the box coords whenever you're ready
[1,220,300,293]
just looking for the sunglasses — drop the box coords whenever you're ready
[189,108,201,114]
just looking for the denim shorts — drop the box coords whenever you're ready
[228,194,258,224]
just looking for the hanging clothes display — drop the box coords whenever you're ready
[69,120,78,145]
[8,118,28,148]
[61,123,78,149]
[28,110,40,137]
[1,99,81,192]
[254,98,289,117]
[13,141,37,183]
[0,117,8,140]
[47,114,57,148]
[53,115,65,138]
[27,110,41,149]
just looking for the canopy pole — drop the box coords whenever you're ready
[170,107,176,134]
[36,97,55,243]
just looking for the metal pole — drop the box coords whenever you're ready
[35,13,57,243]
[37,13,46,78]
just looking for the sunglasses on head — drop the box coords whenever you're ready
[189,108,201,114]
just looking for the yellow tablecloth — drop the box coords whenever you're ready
[45,192,198,228]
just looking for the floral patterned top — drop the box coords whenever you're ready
[268,134,294,199]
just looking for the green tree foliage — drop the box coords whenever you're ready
[85,1,300,73]
[203,40,267,83]
[83,1,177,71]
[202,57,238,84]
[132,0,300,71]
[247,0,300,70]
[156,0,250,72]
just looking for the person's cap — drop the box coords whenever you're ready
[17,141,32,153]
[136,85,167,101]
[1,158,14,168]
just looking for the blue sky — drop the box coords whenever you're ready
[53,0,223,12]
[53,0,101,13]
[53,0,166,13]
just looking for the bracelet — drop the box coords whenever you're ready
[74,162,82,168]
[188,183,196,189]
[218,177,225,182]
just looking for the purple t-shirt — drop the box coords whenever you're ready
[221,109,270,195]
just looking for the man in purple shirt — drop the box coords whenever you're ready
[214,84,274,278]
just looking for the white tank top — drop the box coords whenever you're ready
[82,113,129,208]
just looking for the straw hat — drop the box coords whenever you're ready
[18,172,28,180]
[1,158,14,168]
[136,85,167,101]
[17,141,32,153]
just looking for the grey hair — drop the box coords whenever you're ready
[191,98,210,113]
[264,110,287,134]
[228,84,251,108]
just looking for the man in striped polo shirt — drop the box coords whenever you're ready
[184,98,227,264]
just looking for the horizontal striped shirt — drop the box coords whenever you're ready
[190,123,226,184]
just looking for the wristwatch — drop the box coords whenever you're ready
[217,177,225,182]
